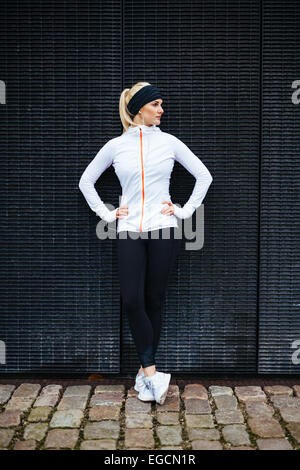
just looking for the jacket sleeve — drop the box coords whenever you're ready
[78,139,118,223]
[169,134,213,219]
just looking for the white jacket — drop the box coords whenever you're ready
[78,124,213,233]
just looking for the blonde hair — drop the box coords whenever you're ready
[119,81,151,134]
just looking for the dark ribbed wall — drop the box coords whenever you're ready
[0,0,122,374]
[0,0,299,376]
[258,0,300,374]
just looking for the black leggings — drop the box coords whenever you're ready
[116,227,182,368]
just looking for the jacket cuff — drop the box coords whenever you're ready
[182,202,196,218]
[173,203,195,219]
[96,206,118,223]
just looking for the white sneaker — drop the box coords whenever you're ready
[134,370,145,393]
[136,371,156,402]
[143,371,171,405]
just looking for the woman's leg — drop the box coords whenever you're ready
[138,229,181,376]
[116,231,156,369]
[145,227,182,357]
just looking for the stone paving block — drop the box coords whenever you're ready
[127,387,139,398]
[156,425,182,446]
[44,429,79,449]
[156,411,180,425]
[191,440,223,450]
[34,394,59,408]
[57,396,88,410]
[185,414,214,428]
[0,385,15,405]
[0,428,15,447]
[160,446,183,450]
[80,439,117,450]
[167,385,180,397]
[14,439,37,450]
[89,405,120,421]
[23,423,48,441]
[181,384,208,400]
[34,385,62,407]
[63,385,91,398]
[256,438,293,450]
[27,406,52,422]
[94,384,125,394]
[263,385,293,397]
[125,397,151,413]
[125,447,152,450]
[245,401,274,418]
[293,385,300,397]
[215,409,244,425]
[271,396,300,409]
[12,383,41,399]
[128,447,156,450]
[279,407,300,423]
[38,385,63,395]
[90,392,124,407]
[156,395,180,412]
[49,409,84,428]
[0,410,22,427]
[248,417,285,438]
[5,397,35,411]
[229,446,254,450]
[124,428,154,449]
[286,422,300,443]
[214,395,238,410]
[234,386,266,402]
[126,413,153,428]
[222,424,251,446]
[184,398,211,414]
[84,420,119,440]
[208,386,233,397]
[188,427,220,441]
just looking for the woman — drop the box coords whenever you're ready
[78,82,213,405]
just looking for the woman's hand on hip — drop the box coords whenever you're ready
[116,206,129,219]
[161,201,175,216]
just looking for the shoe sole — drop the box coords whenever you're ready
[138,393,155,402]
[156,373,171,405]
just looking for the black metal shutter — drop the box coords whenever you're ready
[121,0,260,374]
[0,0,122,374]
[258,0,300,374]
[2,0,299,377]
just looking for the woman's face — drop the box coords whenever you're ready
[139,98,164,125]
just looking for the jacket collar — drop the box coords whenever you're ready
[125,124,161,135]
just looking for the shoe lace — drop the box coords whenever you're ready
[145,380,153,391]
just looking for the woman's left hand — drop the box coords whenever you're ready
[161,201,175,216]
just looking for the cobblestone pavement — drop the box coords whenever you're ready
[0,382,300,450]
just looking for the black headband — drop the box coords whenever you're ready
[127,85,162,117]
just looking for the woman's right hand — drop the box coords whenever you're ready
[116,205,129,219]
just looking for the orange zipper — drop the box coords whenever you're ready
[139,128,145,232]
